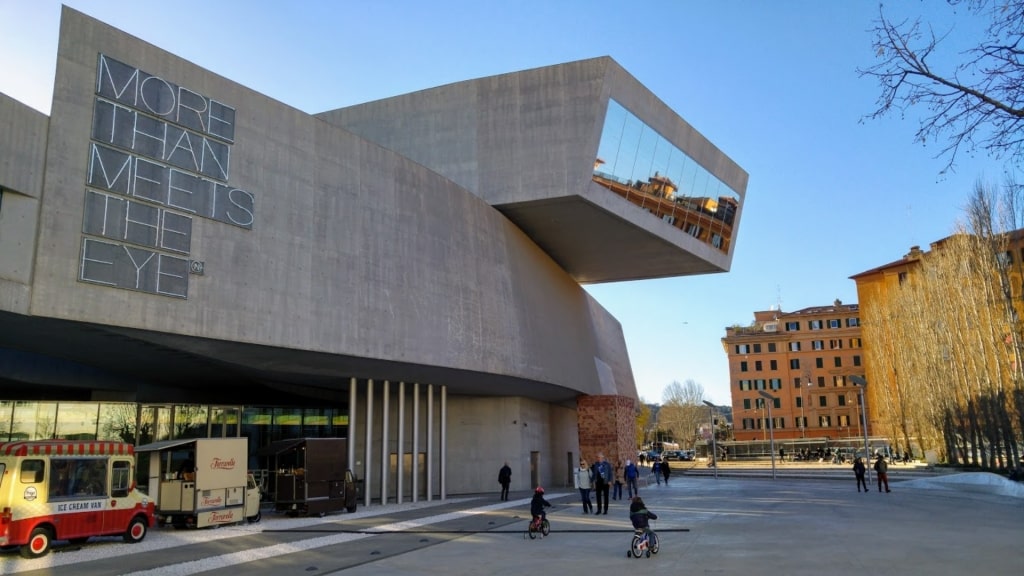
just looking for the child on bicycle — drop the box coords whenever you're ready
[629,496,658,535]
[530,486,551,526]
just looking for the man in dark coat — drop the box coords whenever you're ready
[498,461,512,501]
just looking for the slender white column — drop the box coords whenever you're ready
[381,380,390,505]
[412,382,420,503]
[440,385,447,500]
[364,379,373,508]
[397,381,405,505]
[348,378,357,472]
[427,384,433,501]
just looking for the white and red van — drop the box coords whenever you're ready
[0,440,155,558]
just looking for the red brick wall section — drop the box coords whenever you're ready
[577,395,637,466]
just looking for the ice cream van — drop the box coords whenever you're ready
[0,440,155,558]
[135,437,260,528]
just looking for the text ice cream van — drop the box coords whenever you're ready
[135,437,260,528]
[0,441,155,558]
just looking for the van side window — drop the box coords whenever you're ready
[21,459,44,484]
[51,458,108,498]
[111,460,131,497]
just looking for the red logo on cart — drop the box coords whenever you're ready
[210,510,236,523]
[210,458,236,470]
[201,495,224,507]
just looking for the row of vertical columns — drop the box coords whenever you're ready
[358,379,445,506]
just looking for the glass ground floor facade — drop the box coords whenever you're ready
[0,400,349,472]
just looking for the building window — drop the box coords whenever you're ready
[786,321,800,331]
[756,379,766,390]
[740,361,748,372]
[736,344,749,354]
[770,378,782,390]
[818,396,828,407]
[789,342,801,352]
[768,343,777,352]
[853,355,861,367]
[828,319,841,328]
[838,395,848,406]
[815,357,824,368]
[819,415,832,427]
[739,380,751,391]
[770,359,778,370]
[834,375,846,387]
[812,340,824,350]
[753,343,762,353]
[829,339,843,349]
[793,378,801,388]
[817,376,826,387]
[834,357,842,368]
[898,271,908,285]
[755,360,763,371]
[850,338,862,348]
[796,396,803,408]
[846,318,859,327]
[790,359,800,369]
[809,320,823,330]
[742,399,751,410]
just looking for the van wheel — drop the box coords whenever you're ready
[20,527,52,558]
[123,516,147,543]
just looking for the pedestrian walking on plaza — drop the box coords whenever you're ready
[624,459,639,498]
[574,459,594,513]
[652,458,662,484]
[661,459,671,485]
[613,460,624,500]
[873,454,891,492]
[591,453,613,514]
[498,461,512,501]
[853,457,868,492]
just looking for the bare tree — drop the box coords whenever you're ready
[657,380,706,448]
[859,0,1024,173]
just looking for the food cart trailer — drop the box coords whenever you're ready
[258,438,357,516]
[135,437,261,528]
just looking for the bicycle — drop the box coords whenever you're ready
[524,515,550,539]
[627,527,659,558]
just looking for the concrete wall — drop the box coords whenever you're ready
[0,94,47,312]
[350,385,579,498]
[21,7,631,399]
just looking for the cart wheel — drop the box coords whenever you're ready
[627,550,633,557]
[248,511,262,523]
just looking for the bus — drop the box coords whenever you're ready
[652,441,680,455]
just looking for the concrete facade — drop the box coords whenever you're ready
[0,7,747,501]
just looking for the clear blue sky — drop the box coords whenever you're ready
[0,1,1009,405]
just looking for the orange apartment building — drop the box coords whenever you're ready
[721,301,868,442]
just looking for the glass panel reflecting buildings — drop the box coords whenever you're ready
[593,99,741,253]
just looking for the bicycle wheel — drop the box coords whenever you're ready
[528,523,537,539]
[540,519,550,536]
[650,531,660,554]
[630,534,644,558]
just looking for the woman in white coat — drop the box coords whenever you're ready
[573,459,594,514]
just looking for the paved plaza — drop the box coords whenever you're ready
[2,466,1021,576]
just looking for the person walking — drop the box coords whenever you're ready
[498,461,512,501]
[591,452,613,514]
[661,458,672,485]
[624,459,639,499]
[652,458,662,485]
[853,457,868,493]
[573,459,594,514]
[874,454,891,492]
[613,460,624,500]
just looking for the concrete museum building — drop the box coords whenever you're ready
[0,7,748,504]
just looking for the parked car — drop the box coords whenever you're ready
[662,450,683,461]
[680,450,695,461]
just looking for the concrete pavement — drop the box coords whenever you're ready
[2,467,1021,576]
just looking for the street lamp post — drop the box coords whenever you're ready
[850,375,870,484]
[758,390,777,480]
[801,380,812,438]
[702,401,718,479]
